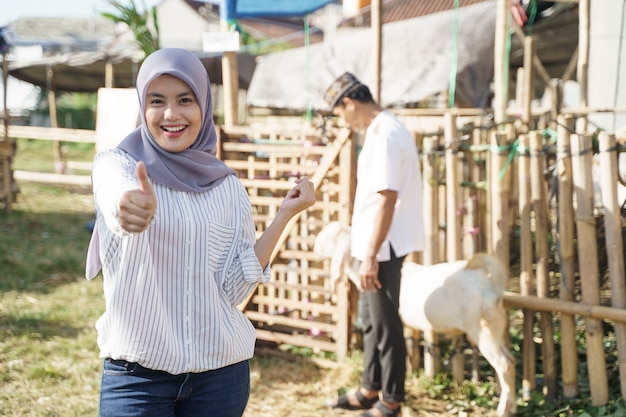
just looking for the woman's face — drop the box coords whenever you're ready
[144,74,202,153]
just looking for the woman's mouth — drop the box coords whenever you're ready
[162,125,187,132]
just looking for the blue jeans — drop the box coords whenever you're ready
[99,358,250,417]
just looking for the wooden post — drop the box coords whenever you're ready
[598,132,626,402]
[529,131,557,399]
[473,128,488,251]
[570,133,609,406]
[494,0,510,126]
[46,67,64,174]
[371,0,382,103]
[556,115,579,398]
[516,44,536,378]
[421,135,440,376]
[221,0,239,127]
[444,112,464,383]
[576,0,590,133]
[517,134,536,400]
[522,36,535,128]
[105,60,114,88]
[490,131,510,266]
[1,49,11,212]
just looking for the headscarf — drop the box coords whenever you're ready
[118,47,235,191]
[86,48,235,279]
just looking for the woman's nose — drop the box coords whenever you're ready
[163,105,180,120]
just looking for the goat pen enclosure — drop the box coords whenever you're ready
[218,124,358,362]
[225,110,626,408]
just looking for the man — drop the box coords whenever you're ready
[325,72,424,417]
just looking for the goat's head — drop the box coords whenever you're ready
[314,222,354,292]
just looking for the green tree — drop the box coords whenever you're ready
[102,0,160,56]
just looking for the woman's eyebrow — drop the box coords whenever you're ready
[146,91,194,98]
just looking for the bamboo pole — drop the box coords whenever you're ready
[529,131,557,399]
[490,131,510,266]
[576,0,590,133]
[444,112,464,382]
[512,25,551,86]
[504,293,626,323]
[517,134,536,400]
[445,113,461,263]
[472,127,488,251]
[422,136,440,266]
[371,0,382,103]
[570,133,608,405]
[517,48,535,391]
[522,36,535,128]
[556,115,579,398]
[598,132,626,402]
[421,135,440,376]
[494,0,510,126]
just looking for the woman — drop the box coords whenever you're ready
[86,48,315,417]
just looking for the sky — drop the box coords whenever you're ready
[2,0,164,27]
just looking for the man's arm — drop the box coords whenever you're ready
[359,189,397,291]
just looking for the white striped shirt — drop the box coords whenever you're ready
[90,148,269,374]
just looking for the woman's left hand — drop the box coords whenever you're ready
[279,176,316,217]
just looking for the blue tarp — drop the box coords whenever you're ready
[227,0,336,18]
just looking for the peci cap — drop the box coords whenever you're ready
[324,72,363,109]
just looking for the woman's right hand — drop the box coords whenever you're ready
[117,161,157,233]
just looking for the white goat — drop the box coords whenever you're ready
[314,222,517,417]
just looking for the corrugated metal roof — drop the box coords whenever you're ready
[340,0,491,27]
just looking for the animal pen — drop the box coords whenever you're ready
[223,2,626,410]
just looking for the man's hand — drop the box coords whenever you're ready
[359,256,381,291]
[118,161,157,233]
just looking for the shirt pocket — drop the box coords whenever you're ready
[207,222,236,275]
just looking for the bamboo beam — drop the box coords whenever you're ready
[494,0,510,125]
[503,293,626,323]
[512,25,551,85]
[598,132,626,402]
[490,131,510,265]
[517,134,536,400]
[529,131,557,399]
[444,113,464,382]
[371,0,382,103]
[571,133,609,405]
[556,115,579,398]
[522,37,535,127]
[576,0,590,133]
[421,135,441,376]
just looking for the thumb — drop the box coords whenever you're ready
[136,161,154,195]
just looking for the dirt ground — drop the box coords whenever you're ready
[244,348,498,417]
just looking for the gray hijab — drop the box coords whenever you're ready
[118,47,235,192]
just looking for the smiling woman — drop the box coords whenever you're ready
[86,47,315,417]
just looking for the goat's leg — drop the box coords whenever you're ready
[451,335,465,383]
[476,328,517,417]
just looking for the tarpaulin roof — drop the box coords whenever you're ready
[234,0,337,18]
[246,1,497,111]
[8,49,257,92]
